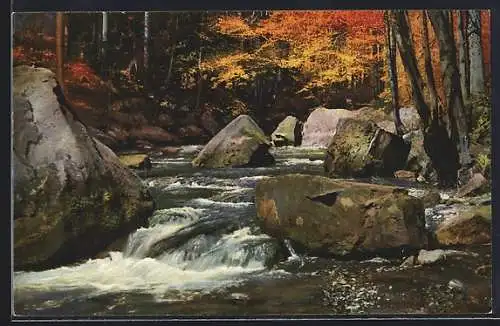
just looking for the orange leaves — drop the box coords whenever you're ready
[216,16,259,38]
[210,10,385,92]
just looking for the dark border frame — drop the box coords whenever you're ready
[7,0,499,323]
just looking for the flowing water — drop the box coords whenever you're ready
[13,146,491,316]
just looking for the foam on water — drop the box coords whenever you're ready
[163,181,241,192]
[189,198,253,208]
[279,158,324,166]
[14,251,265,302]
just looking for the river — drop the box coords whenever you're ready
[13,146,491,316]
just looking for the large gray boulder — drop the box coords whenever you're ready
[324,118,410,178]
[301,107,357,147]
[271,115,303,147]
[13,65,154,271]
[255,174,427,257]
[192,115,275,168]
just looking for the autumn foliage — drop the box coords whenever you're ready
[207,11,385,95]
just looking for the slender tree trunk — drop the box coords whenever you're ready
[384,11,403,135]
[101,12,108,76]
[195,14,204,110]
[195,47,203,110]
[458,11,471,107]
[422,11,440,121]
[165,15,178,87]
[467,10,485,99]
[428,10,472,177]
[390,11,430,127]
[143,11,150,89]
[55,12,65,90]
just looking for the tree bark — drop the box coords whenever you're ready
[384,11,404,135]
[422,11,440,121]
[467,10,485,99]
[144,11,150,75]
[390,11,430,128]
[457,11,471,107]
[391,10,460,187]
[428,10,472,176]
[101,12,108,76]
[165,15,179,87]
[195,47,203,110]
[55,12,64,90]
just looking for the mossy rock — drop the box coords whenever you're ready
[255,174,427,258]
[13,66,154,271]
[324,118,410,178]
[192,115,275,168]
[435,205,491,246]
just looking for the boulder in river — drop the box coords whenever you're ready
[192,115,275,168]
[324,118,410,178]
[416,249,478,265]
[301,107,357,147]
[255,174,427,257]
[435,205,491,245]
[13,65,154,270]
[271,115,303,147]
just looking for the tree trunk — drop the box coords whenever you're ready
[390,11,430,127]
[195,47,203,110]
[422,11,440,122]
[101,12,108,76]
[143,11,150,89]
[457,11,471,108]
[55,12,64,90]
[165,15,179,87]
[428,10,472,182]
[391,10,460,187]
[384,11,404,135]
[467,10,485,99]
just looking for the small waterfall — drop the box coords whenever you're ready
[14,145,330,309]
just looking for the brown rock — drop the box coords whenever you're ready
[395,170,417,181]
[324,119,410,178]
[255,174,426,257]
[457,173,488,197]
[435,205,491,245]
